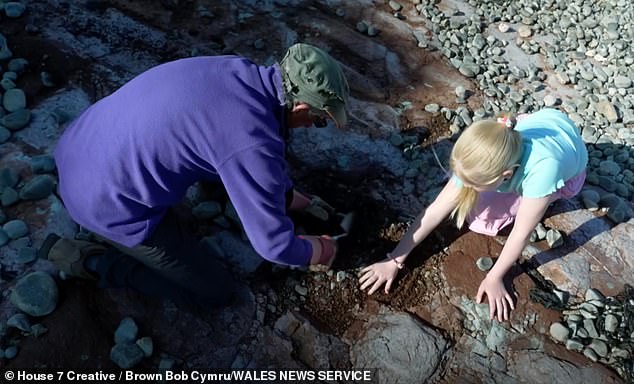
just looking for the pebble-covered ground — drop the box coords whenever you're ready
[0,0,632,383]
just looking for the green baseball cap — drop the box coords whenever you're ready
[281,43,350,127]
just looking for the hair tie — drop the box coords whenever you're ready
[497,116,514,129]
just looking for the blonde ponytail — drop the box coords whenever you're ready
[451,186,479,229]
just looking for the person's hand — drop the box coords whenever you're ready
[304,195,335,221]
[476,275,516,321]
[359,259,400,295]
[306,235,337,271]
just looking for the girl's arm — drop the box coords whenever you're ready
[476,195,551,320]
[360,178,460,294]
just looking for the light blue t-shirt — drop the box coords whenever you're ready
[453,109,588,198]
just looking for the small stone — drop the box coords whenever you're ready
[1,109,31,130]
[534,222,548,240]
[7,313,32,332]
[546,229,563,248]
[455,86,467,99]
[4,2,27,18]
[19,175,55,200]
[596,101,619,123]
[4,345,18,359]
[498,22,510,33]
[30,323,48,337]
[604,314,618,333]
[110,343,144,369]
[136,337,153,357]
[585,288,605,301]
[40,72,56,87]
[16,247,38,264]
[0,229,9,246]
[424,103,440,113]
[336,271,346,282]
[2,88,26,112]
[356,21,368,34]
[294,285,308,296]
[3,219,28,239]
[0,126,10,143]
[550,322,570,342]
[0,168,19,189]
[583,347,598,362]
[114,317,138,344]
[589,339,608,357]
[2,187,19,206]
[565,338,584,352]
[580,189,600,204]
[518,25,532,38]
[10,271,58,317]
[614,75,632,89]
[253,39,265,50]
[583,319,599,338]
[388,0,402,11]
[367,26,379,37]
[543,95,558,107]
[476,257,493,272]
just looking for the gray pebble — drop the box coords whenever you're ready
[475,256,493,271]
[114,317,138,344]
[546,228,563,248]
[110,343,144,369]
[550,322,570,342]
[2,88,26,112]
[7,313,31,332]
[19,175,55,200]
[10,271,58,317]
[3,219,28,239]
[136,337,153,357]
[4,345,18,359]
[4,2,26,18]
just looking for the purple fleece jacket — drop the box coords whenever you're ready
[55,56,312,266]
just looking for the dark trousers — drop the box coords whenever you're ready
[93,209,236,310]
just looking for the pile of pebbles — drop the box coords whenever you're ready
[549,287,633,378]
[110,317,153,369]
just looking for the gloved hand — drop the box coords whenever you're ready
[290,189,335,221]
[302,235,337,269]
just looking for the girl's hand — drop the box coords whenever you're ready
[476,275,516,321]
[359,259,400,295]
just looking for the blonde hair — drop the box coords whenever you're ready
[449,117,523,228]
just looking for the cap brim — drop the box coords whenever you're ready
[324,103,347,128]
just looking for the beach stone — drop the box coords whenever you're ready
[19,175,55,200]
[546,229,563,248]
[4,346,18,359]
[604,314,618,333]
[518,25,532,38]
[3,219,28,239]
[4,3,26,18]
[583,347,598,362]
[136,337,153,357]
[2,187,19,206]
[613,75,631,89]
[10,271,58,317]
[110,343,144,369]
[565,338,584,352]
[424,103,440,113]
[2,88,26,112]
[549,322,570,343]
[0,168,19,189]
[596,101,618,123]
[1,109,31,130]
[585,288,605,301]
[543,95,558,107]
[476,256,493,271]
[114,317,138,344]
[31,155,56,174]
[589,339,608,357]
[7,313,31,332]
[498,22,510,33]
[16,247,37,264]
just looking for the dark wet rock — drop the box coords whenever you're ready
[19,175,55,200]
[4,345,18,359]
[0,229,8,246]
[10,271,58,317]
[201,231,263,275]
[0,126,10,143]
[110,343,144,369]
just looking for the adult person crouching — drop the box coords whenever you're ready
[42,43,349,311]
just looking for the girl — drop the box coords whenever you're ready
[359,108,588,321]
